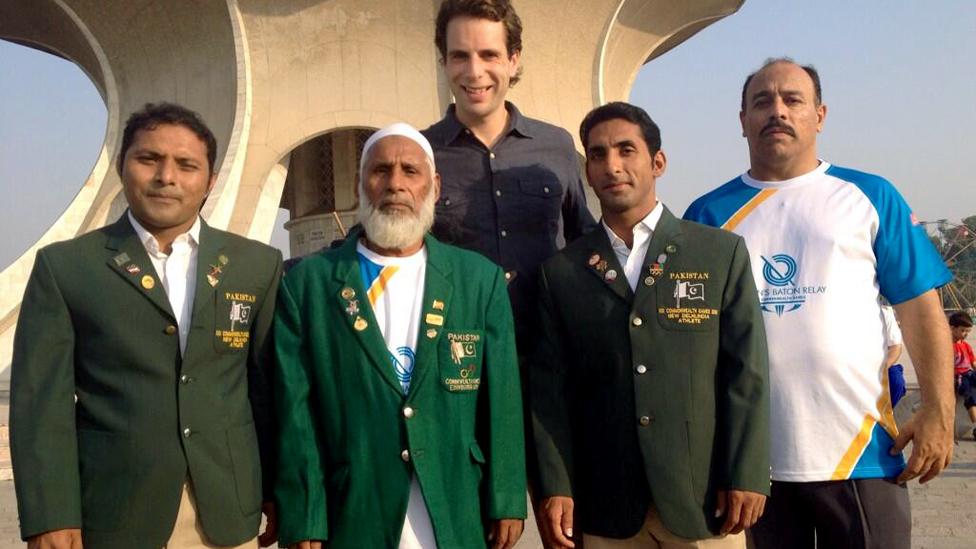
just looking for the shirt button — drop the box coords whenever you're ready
[500,230,508,238]
[636,364,647,375]
[495,190,502,197]
[165,325,177,335]
[403,406,415,419]
[489,152,496,159]
[639,416,653,426]
[401,449,411,462]
[183,427,192,438]
[632,317,643,327]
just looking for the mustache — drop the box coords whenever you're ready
[761,121,795,136]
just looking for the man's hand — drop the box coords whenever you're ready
[287,542,322,549]
[259,501,278,547]
[892,290,955,484]
[488,518,523,549]
[892,407,953,483]
[715,490,765,535]
[27,528,82,549]
[538,496,575,549]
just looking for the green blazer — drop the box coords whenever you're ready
[10,214,282,548]
[274,231,527,548]
[531,207,770,540]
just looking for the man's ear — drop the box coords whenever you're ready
[652,149,667,177]
[432,173,442,202]
[816,103,828,132]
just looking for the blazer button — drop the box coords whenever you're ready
[183,427,192,437]
[180,374,191,384]
[638,416,653,426]
[632,317,643,327]
[403,406,415,419]
[400,449,411,462]
[635,364,647,375]
[165,325,177,335]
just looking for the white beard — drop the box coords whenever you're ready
[356,184,436,250]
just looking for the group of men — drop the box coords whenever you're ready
[9,1,956,549]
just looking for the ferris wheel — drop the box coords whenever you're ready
[923,220,976,314]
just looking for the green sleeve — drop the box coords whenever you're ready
[529,266,575,499]
[248,250,283,500]
[273,277,329,544]
[717,237,771,494]
[483,267,528,519]
[10,249,83,539]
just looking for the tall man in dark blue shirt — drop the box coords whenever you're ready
[423,0,596,359]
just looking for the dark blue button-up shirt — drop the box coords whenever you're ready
[423,103,596,353]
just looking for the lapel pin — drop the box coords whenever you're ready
[425,313,444,326]
[207,274,219,287]
[126,264,141,275]
[426,328,438,339]
[141,275,155,290]
[218,254,229,266]
[341,287,356,300]
[354,316,368,331]
[657,253,668,264]
[345,300,360,316]
[595,259,608,273]
[665,244,678,254]
[644,276,656,287]
[605,269,618,282]
[432,299,445,311]
[649,263,664,277]
[588,254,601,266]
[113,252,130,266]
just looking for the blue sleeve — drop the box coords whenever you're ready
[836,166,952,304]
[683,177,759,228]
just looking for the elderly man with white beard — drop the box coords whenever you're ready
[273,123,527,549]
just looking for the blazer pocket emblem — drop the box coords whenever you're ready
[215,291,258,351]
[441,331,483,392]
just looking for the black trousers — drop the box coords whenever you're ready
[749,479,910,549]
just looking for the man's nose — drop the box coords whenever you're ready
[154,158,176,184]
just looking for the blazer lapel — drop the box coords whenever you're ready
[407,235,454,401]
[190,221,226,323]
[634,207,684,308]
[332,236,405,396]
[579,227,633,304]
[104,215,175,321]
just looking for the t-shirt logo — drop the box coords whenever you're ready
[760,253,807,316]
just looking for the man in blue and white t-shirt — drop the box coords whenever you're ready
[685,58,954,549]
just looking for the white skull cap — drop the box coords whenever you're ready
[359,122,436,177]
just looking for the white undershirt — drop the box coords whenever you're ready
[128,211,200,355]
[602,201,663,291]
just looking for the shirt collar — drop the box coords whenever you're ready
[442,101,535,144]
[127,210,201,256]
[602,200,664,250]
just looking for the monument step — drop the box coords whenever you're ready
[0,424,9,481]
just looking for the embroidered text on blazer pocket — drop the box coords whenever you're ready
[439,330,484,392]
[214,289,258,352]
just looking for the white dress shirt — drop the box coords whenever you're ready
[128,211,201,355]
[602,201,663,291]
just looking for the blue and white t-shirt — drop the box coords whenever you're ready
[685,161,951,482]
[357,242,436,548]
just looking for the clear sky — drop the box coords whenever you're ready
[1,0,974,269]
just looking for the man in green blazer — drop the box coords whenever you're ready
[11,103,281,549]
[274,123,526,549]
[531,103,770,549]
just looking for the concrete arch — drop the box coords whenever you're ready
[0,0,744,375]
